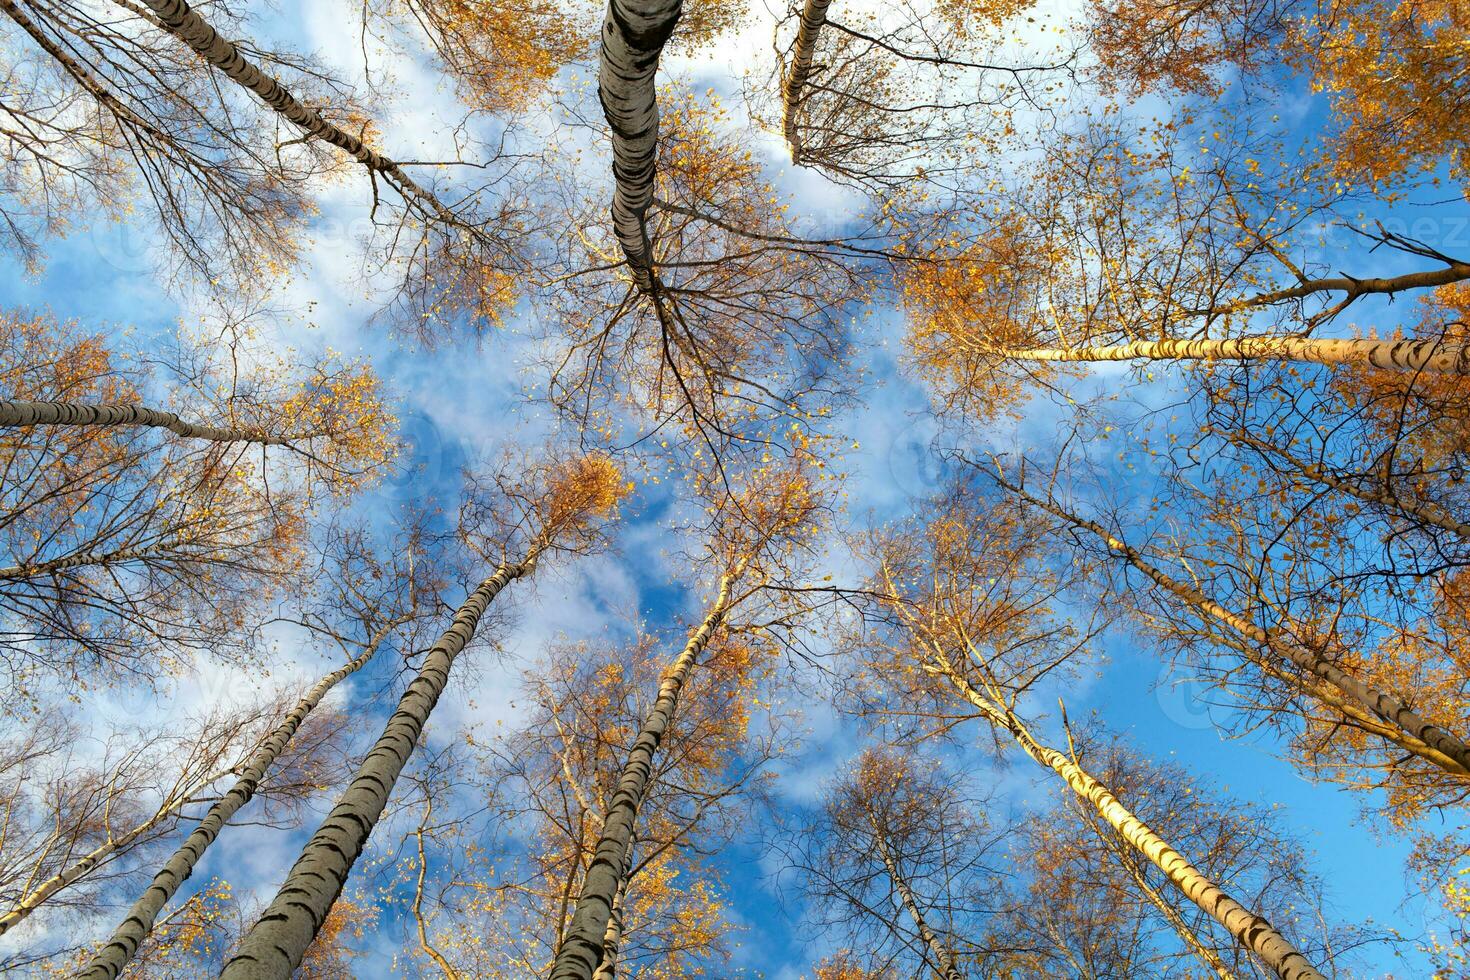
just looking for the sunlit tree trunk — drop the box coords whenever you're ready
[77,617,407,980]
[0,542,177,581]
[597,0,683,289]
[1213,623,1470,778]
[220,559,531,979]
[930,655,1324,980]
[780,0,833,164]
[0,399,293,445]
[1002,336,1470,373]
[1084,808,1240,980]
[548,570,739,980]
[999,476,1470,776]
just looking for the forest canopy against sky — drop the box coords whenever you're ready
[0,0,1468,976]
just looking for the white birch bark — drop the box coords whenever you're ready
[597,0,683,289]
[1101,831,1240,980]
[867,806,965,980]
[0,543,179,582]
[218,561,528,979]
[1000,335,1470,373]
[589,852,630,980]
[0,400,294,445]
[76,618,405,979]
[932,659,1325,980]
[780,0,834,164]
[548,570,737,980]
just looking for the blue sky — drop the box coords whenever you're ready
[2,0,1464,975]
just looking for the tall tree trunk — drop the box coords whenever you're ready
[0,542,182,581]
[1207,613,1470,777]
[932,658,1324,980]
[133,0,458,225]
[219,560,530,980]
[998,476,1470,777]
[76,617,406,980]
[598,0,683,290]
[0,766,232,936]
[548,570,738,980]
[867,807,965,980]
[780,0,833,164]
[1083,807,1240,980]
[590,847,630,980]
[0,399,295,444]
[1001,335,1470,373]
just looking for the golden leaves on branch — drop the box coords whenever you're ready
[540,453,632,539]
[1084,0,1469,191]
[899,217,1062,416]
[1304,0,1470,190]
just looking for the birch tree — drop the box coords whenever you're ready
[993,732,1366,979]
[771,0,1470,428]
[220,453,628,979]
[779,746,1006,980]
[863,482,1331,980]
[549,90,866,465]
[76,519,436,979]
[0,308,396,485]
[893,0,1470,419]
[1000,382,1470,926]
[1,0,538,329]
[989,465,1470,780]
[400,628,779,976]
[549,458,827,980]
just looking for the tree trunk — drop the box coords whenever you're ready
[548,570,737,980]
[134,0,455,223]
[1211,619,1470,778]
[1084,808,1240,980]
[780,0,833,164]
[0,399,293,445]
[590,851,630,980]
[0,542,181,582]
[1002,335,1470,373]
[868,808,965,980]
[934,662,1324,980]
[999,476,1470,777]
[76,618,405,980]
[218,560,528,979]
[597,0,683,289]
